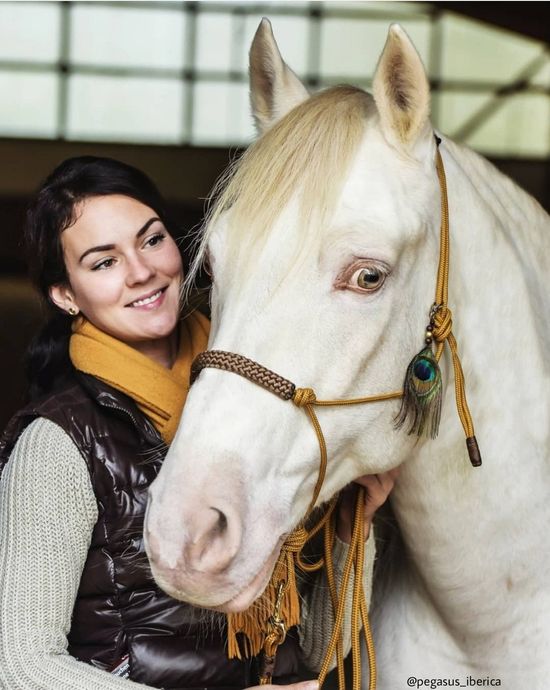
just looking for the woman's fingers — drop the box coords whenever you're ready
[356,469,399,507]
[336,468,400,544]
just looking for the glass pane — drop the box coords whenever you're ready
[434,91,493,137]
[259,1,310,7]
[531,58,550,88]
[67,75,183,144]
[0,71,58,137]
[70,5,185,69]
[238,15,310,77]
[440,15,543,84]
[322,1,431,14]
[466,94,550,158]
[436,91,550,157]
[0,2,60,62]
[320,18,431,79]
[221,0,310,8]
[196,12,233,73]
[191,81,255,146]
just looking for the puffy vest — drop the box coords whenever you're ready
[0,373,312,689]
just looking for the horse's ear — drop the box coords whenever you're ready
[249,18,309,135]
[373,24,431,152]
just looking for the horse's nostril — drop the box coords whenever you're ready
[211,507,228,535]
[180,502,242,574]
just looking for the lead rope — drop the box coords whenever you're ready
[432,148,480,464]
[189,137,481,690]
[290,389,378,690]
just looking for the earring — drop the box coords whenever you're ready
[68,307,78,316]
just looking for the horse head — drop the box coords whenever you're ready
[145,20,445,611]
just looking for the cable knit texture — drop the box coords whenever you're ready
[298,533,375,672]
[0,418,375,688]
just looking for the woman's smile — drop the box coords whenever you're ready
[126,286,168,309]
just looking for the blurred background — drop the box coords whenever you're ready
[1,0,549,428]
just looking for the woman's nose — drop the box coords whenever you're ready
[126,255,155,285]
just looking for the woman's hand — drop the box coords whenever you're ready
[336,468,400,543]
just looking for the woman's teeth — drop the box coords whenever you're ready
[131,289,163,307]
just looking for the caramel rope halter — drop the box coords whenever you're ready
[190,138,481,690]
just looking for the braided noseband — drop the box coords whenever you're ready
[191,351,295,400]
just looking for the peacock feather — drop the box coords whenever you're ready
[394,346,442,439]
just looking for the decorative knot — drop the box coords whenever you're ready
[282,526,309,553]
[293,387,317,407]
[432,305,453,342]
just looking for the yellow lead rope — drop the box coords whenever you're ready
[433,148,480,463]
[292,392,376,690]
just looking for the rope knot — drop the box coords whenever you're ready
[292,387,317,407]
[432,305,453,342]
[282,526,309,554]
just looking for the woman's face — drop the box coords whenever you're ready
[50,195,183,356]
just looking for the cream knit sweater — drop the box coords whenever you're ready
[0,418,374,689]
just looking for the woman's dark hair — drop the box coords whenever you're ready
[25,156,176,400]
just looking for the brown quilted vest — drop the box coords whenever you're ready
[0,373,313,689]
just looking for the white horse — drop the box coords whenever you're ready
[145,20,550,689]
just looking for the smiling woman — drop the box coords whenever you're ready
[0,155,397,690]
[51,195,183,365]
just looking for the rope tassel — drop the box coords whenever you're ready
[226,547,301,661]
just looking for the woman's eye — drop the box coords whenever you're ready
[92,258,115,271]
[353,266,386,291]
[145,233,166,248]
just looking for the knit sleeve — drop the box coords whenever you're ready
[297,531,376,673]
[0,417,152,689]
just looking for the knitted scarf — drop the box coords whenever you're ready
[69,312,210,444]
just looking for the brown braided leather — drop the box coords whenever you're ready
[191,350,296,401]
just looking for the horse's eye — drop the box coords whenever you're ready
[355,266,386,291]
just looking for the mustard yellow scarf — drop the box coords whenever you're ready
[69,312,210,443]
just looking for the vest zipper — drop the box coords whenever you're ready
[99,400,163,445]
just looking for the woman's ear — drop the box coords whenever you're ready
[49,284,80,316]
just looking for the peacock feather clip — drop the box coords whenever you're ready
[394,345,442,439]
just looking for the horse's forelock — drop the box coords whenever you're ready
[185,85,375,294]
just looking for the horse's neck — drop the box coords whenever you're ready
[443,141,550,450]
[445,140,550,365]
[390,142,550,627]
